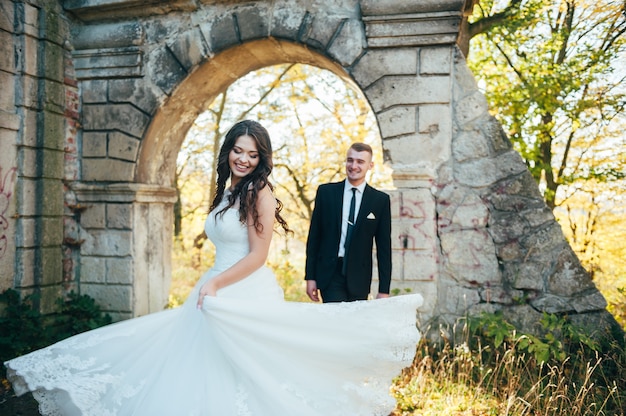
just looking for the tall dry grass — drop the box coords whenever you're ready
[391,316,625,416]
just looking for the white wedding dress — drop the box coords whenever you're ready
[5,195,423,416]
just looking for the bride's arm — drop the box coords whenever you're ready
[197,186,275,306]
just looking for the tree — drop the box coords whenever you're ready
[466,0,626,210]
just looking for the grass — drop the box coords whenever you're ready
[390,321,625,416]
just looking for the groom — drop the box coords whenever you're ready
[305,143,392,302]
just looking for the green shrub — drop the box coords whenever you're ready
[0,289,112,368]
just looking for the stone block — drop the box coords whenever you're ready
[384,133,448,171]
[547,249,595,297]
[454,91,489,127]
[41,216,63,246]
[270,3,306,41]
[43,79,65,115]
[530,294,573,314]
[108,131,139,162]
[0,71,15,113]
[21,109,38,146]
[482,172,544,209]
[39,285,63,315]
[521,207,554,228]
[520,222,567,253]
[109,78,159,114]
[42,40,65,83]
[420,47,451,75]
[42,111,65,151]
[0,1,13,32]
[363,14,461,48]
[107,203,132,229]
[17,218,36,248]
[82,283,132,313]
[454,150,527,188]
[481,115,512,153]
[22,3,39,38]
[83,103,150,139]
[0,111,19,131]
[107,257,132,284]
[235,4,271,41]
[41,148,65,179]
[403,249,439,281]
[81,203,106,229]
[512,261,547,291]
[438,281,481,315]
[496,241,523,262]
[15,248,35,287]
[202,12,238,53]
[440,229,500,285]
[19,74,38,109]
[40,3,67,46]
[82,158,135,182]
[327,19,365,67]
[418,103,452,160]
[377,106,416,138]
[439,192,489,231]
[367,75,451,113]
[570,291,607,313]
[80,256,106,283]
[40,246,63,285]
[147,45,197,93]
[20,146,38,177]
[452,127,490,162]
[81,229,132,257]
[352,48,417,89]
[0,30,14,73]
[81,79,108,104]
[453,51,479,98]
[71,21,144,50]
[167,27,208,71]
[82,132,107,157]
[17,178,37,217]
[41,178,64,216]
[73,46,144,79]
[487,212,528,244]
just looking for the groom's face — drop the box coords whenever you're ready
[345,148,373,186]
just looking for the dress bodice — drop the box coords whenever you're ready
[205,199,250,273]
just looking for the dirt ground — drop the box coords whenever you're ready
[0,380,39,416]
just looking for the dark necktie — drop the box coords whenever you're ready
[342,187,357,275]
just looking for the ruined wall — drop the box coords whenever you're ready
[0,0,72,313]
[0,0,618,339]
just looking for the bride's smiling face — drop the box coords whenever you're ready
[229,134,260,185]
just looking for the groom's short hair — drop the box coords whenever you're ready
[349,143,373,155]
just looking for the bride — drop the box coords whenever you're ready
[4,120,423,416]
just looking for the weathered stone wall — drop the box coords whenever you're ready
[1,0,618,339]
[0,0,71,312]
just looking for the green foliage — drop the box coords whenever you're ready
[52,292,112,341]
[468,311,598,364]
[0,289,112,367]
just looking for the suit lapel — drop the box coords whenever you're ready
[332,181,345,234]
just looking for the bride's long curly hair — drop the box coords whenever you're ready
[209,120,290,234]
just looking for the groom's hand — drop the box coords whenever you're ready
[306,280,320,302]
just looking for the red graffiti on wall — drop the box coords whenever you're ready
[0,167,17,258]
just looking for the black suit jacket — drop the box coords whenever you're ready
[305,180,392,298]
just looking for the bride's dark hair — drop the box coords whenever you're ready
[209,120,290,234]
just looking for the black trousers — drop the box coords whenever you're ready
[320,258,368,303]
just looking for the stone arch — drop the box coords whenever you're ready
[137,39,352,187]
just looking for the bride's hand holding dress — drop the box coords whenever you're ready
[197,185,275,308]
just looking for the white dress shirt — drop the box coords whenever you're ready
[338,181,366,257]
